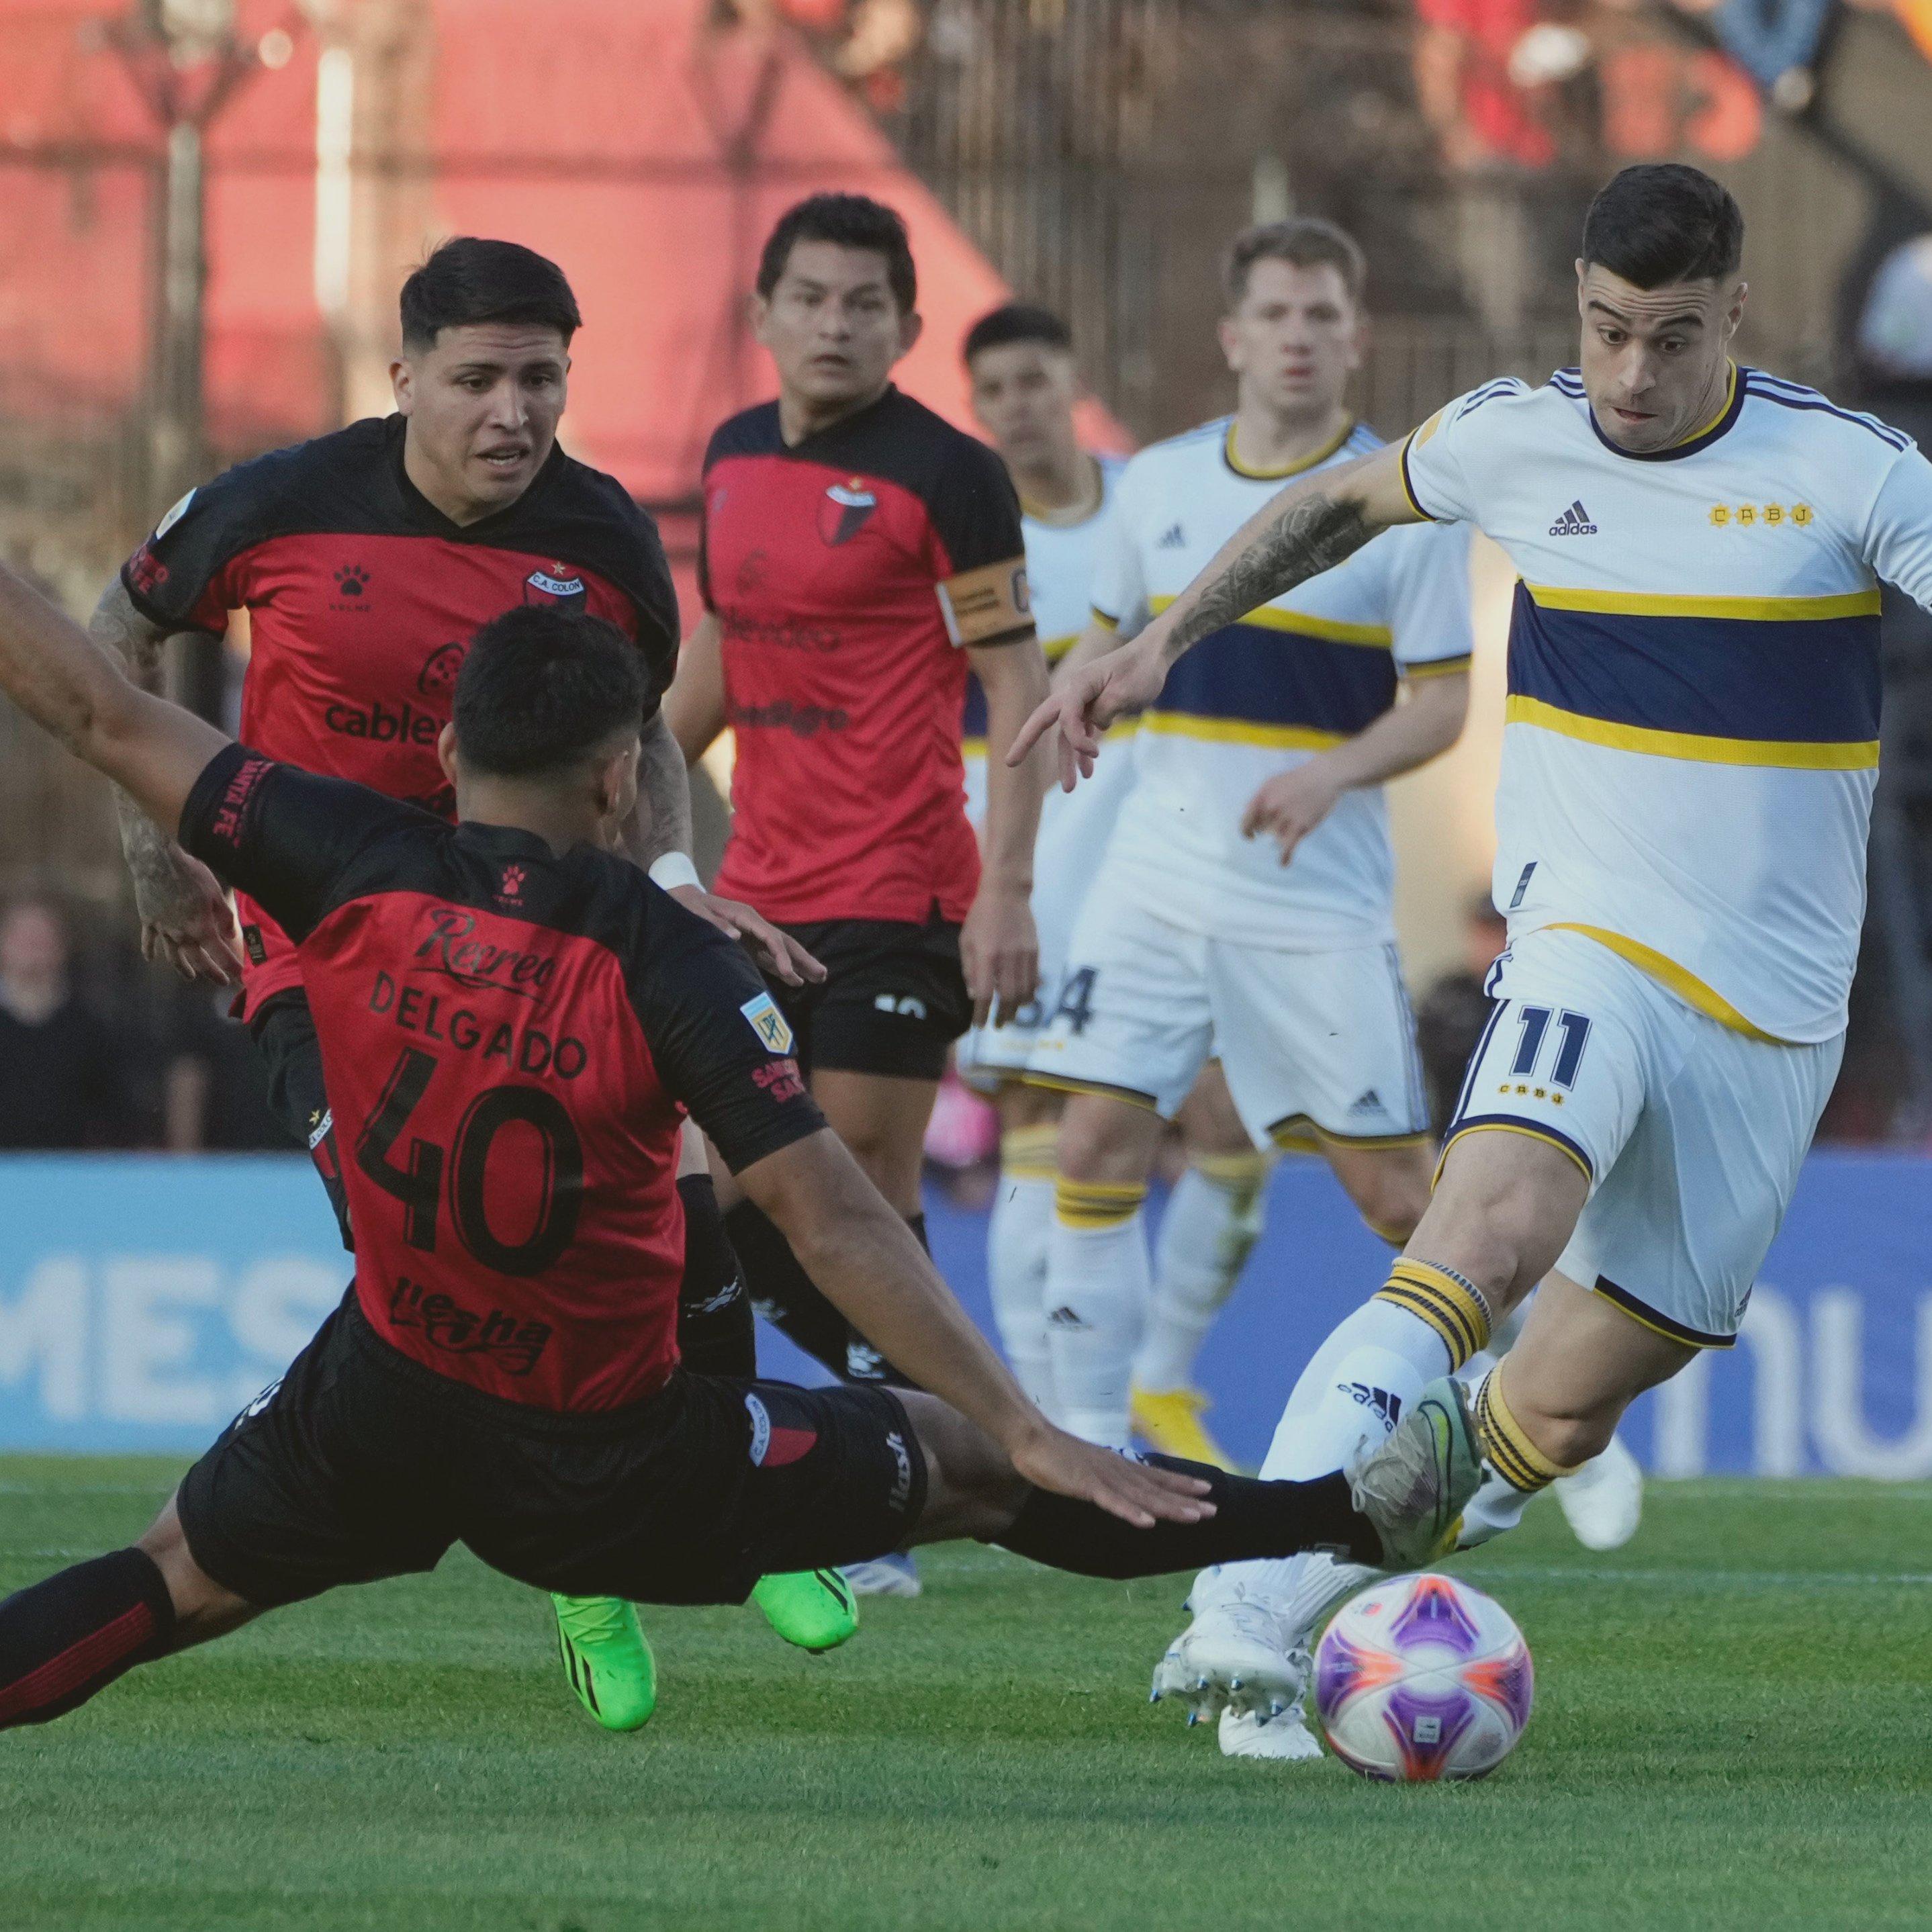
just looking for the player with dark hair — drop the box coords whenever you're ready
[1017,162,1932,1750]
[95,233,847,1727]
[0,567,1474,1735]
[668,195,1052,1595]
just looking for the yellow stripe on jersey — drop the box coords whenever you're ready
[1147,594,1391,649]
[1505,694,1880,771]
[1091,606,1120,632]
[1543,923,1789,1043]
[1523,583,1882,623]
[960,735,988,760]
[1140,712,1347,752]
[1224,416,1358,481]
[1404,653,1473,680]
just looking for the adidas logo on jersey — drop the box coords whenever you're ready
[1549,500,1598,536]
[1046,1304,1087,1329]
[1156,522,1186,548]
[1342,1382,1403,1429]
[1348,1088,1385,1116]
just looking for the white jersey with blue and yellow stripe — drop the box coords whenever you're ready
[1403,365,1932,1044]
[1093,416,1474,949]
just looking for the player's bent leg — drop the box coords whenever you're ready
[1476,1270,1693,1479]
[0,1492,258,1733]
[1048,1094,1164,1448]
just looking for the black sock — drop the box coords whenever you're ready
[0,1547,177,1729]
[993,1456,1381,1580]
[723,1199,918,1389]
[674,1175,757,1379]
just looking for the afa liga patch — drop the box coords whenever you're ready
[740,991,794,1055]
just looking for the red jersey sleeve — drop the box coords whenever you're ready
[120,447,296,636]
[925,436,1033,649]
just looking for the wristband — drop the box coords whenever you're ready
[648,851,702,894]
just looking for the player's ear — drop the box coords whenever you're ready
[1216,313,1241,373]
[896,308,925,358]
[1574,260,1588,314]
[749,292,773,346]
[436,722,459,788]
[1725,279,1748,338]
[392,357,414,415]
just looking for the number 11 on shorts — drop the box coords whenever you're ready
[1510,1006,1591,1091]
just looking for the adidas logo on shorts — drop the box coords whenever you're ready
[1156,522,1186,548]
[1549,499,1598,536]
[1348,1088,1385,1117]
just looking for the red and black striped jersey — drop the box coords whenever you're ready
[699,386,1031,926]
[124,416,680,1017]
[179,742,822,1412]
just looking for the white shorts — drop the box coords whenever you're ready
[1444,927,1842,1348]
[959,727,1140,1087]
[1029,884,1430,1151]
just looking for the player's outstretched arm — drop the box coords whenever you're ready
[737,1128,1213,1528]
[88,578,242,984]
[1009,441,1421,786]
[0,564,230,843]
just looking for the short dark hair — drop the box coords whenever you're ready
[1223,218,1367,310]
[399,238,582,353]
[453,608,647,778]
[756,194,917,314]
[963,303,1073,365]
[1581,165,1743,288]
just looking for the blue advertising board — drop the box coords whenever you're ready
[0,1150,1927,1474]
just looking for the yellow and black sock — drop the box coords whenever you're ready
[1053,1177,1148,1230]
[1472,1365,1579,1494]
[1001,1123,1059,1185]
[1373,1258,1493,1371]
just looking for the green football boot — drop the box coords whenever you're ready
[551,1594,657,1733]
[750,1568,859,1652]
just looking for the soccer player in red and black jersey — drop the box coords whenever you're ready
[668,197,1052,1506]
[93,238,845,1717]
[0,567,1455,1737]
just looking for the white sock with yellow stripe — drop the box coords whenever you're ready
[1134,1150,1271,1393]
[1189,1259,1496,1626]
[986,1125,1060,1414]
[1046,1176,1150,1448]
[1472,1361,1579,1497]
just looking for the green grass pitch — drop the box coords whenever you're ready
[3,1459,1930,1931]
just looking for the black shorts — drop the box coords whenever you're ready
[250,990,353,1252]
[176,1295,927,1610]
[772,911,971,1082]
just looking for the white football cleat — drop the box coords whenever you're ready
[840,1552,923,1598]
[1554,1431,1644,1551]
[1150,1595,1301,1729]
[1219,1695,1326,1763]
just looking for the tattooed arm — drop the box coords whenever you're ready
[90,578,244,984]
[1009,441,1422,788]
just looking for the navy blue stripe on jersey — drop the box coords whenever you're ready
[1457,379,1524,419]
[1149,620,1399,743]
[1742,379,1911,451]
[1506,581,1881,751]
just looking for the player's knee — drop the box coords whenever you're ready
[136,1496,252,1639]
[897,1392,1027,1540]
[1054,1096,1156,1188]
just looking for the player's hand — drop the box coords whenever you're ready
[1008,637,1167,792]
[1008,1422,1216,1530]
[961,882,1038,1029]
[1240,762,1346,866]
[134,847,243,985]
[669,887,827,988]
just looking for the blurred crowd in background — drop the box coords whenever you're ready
[4,0,1932,1158]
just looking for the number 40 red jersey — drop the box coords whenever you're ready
[180,743,825,1413]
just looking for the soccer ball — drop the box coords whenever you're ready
[1313,1573,1533,1781]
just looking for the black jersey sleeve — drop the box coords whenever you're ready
[178,743,422,944]
[120,449,294,636]
[629,894,827,1172]
[926,435,1033,648]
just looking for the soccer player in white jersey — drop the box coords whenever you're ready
[954,305,1132,1416]
[1028,220,1475,1463]
[1015,162,1932,1761]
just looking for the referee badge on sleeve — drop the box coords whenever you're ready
[741,992,795,1055]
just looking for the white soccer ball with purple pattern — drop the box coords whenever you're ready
[1314,1573,1533,1781]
